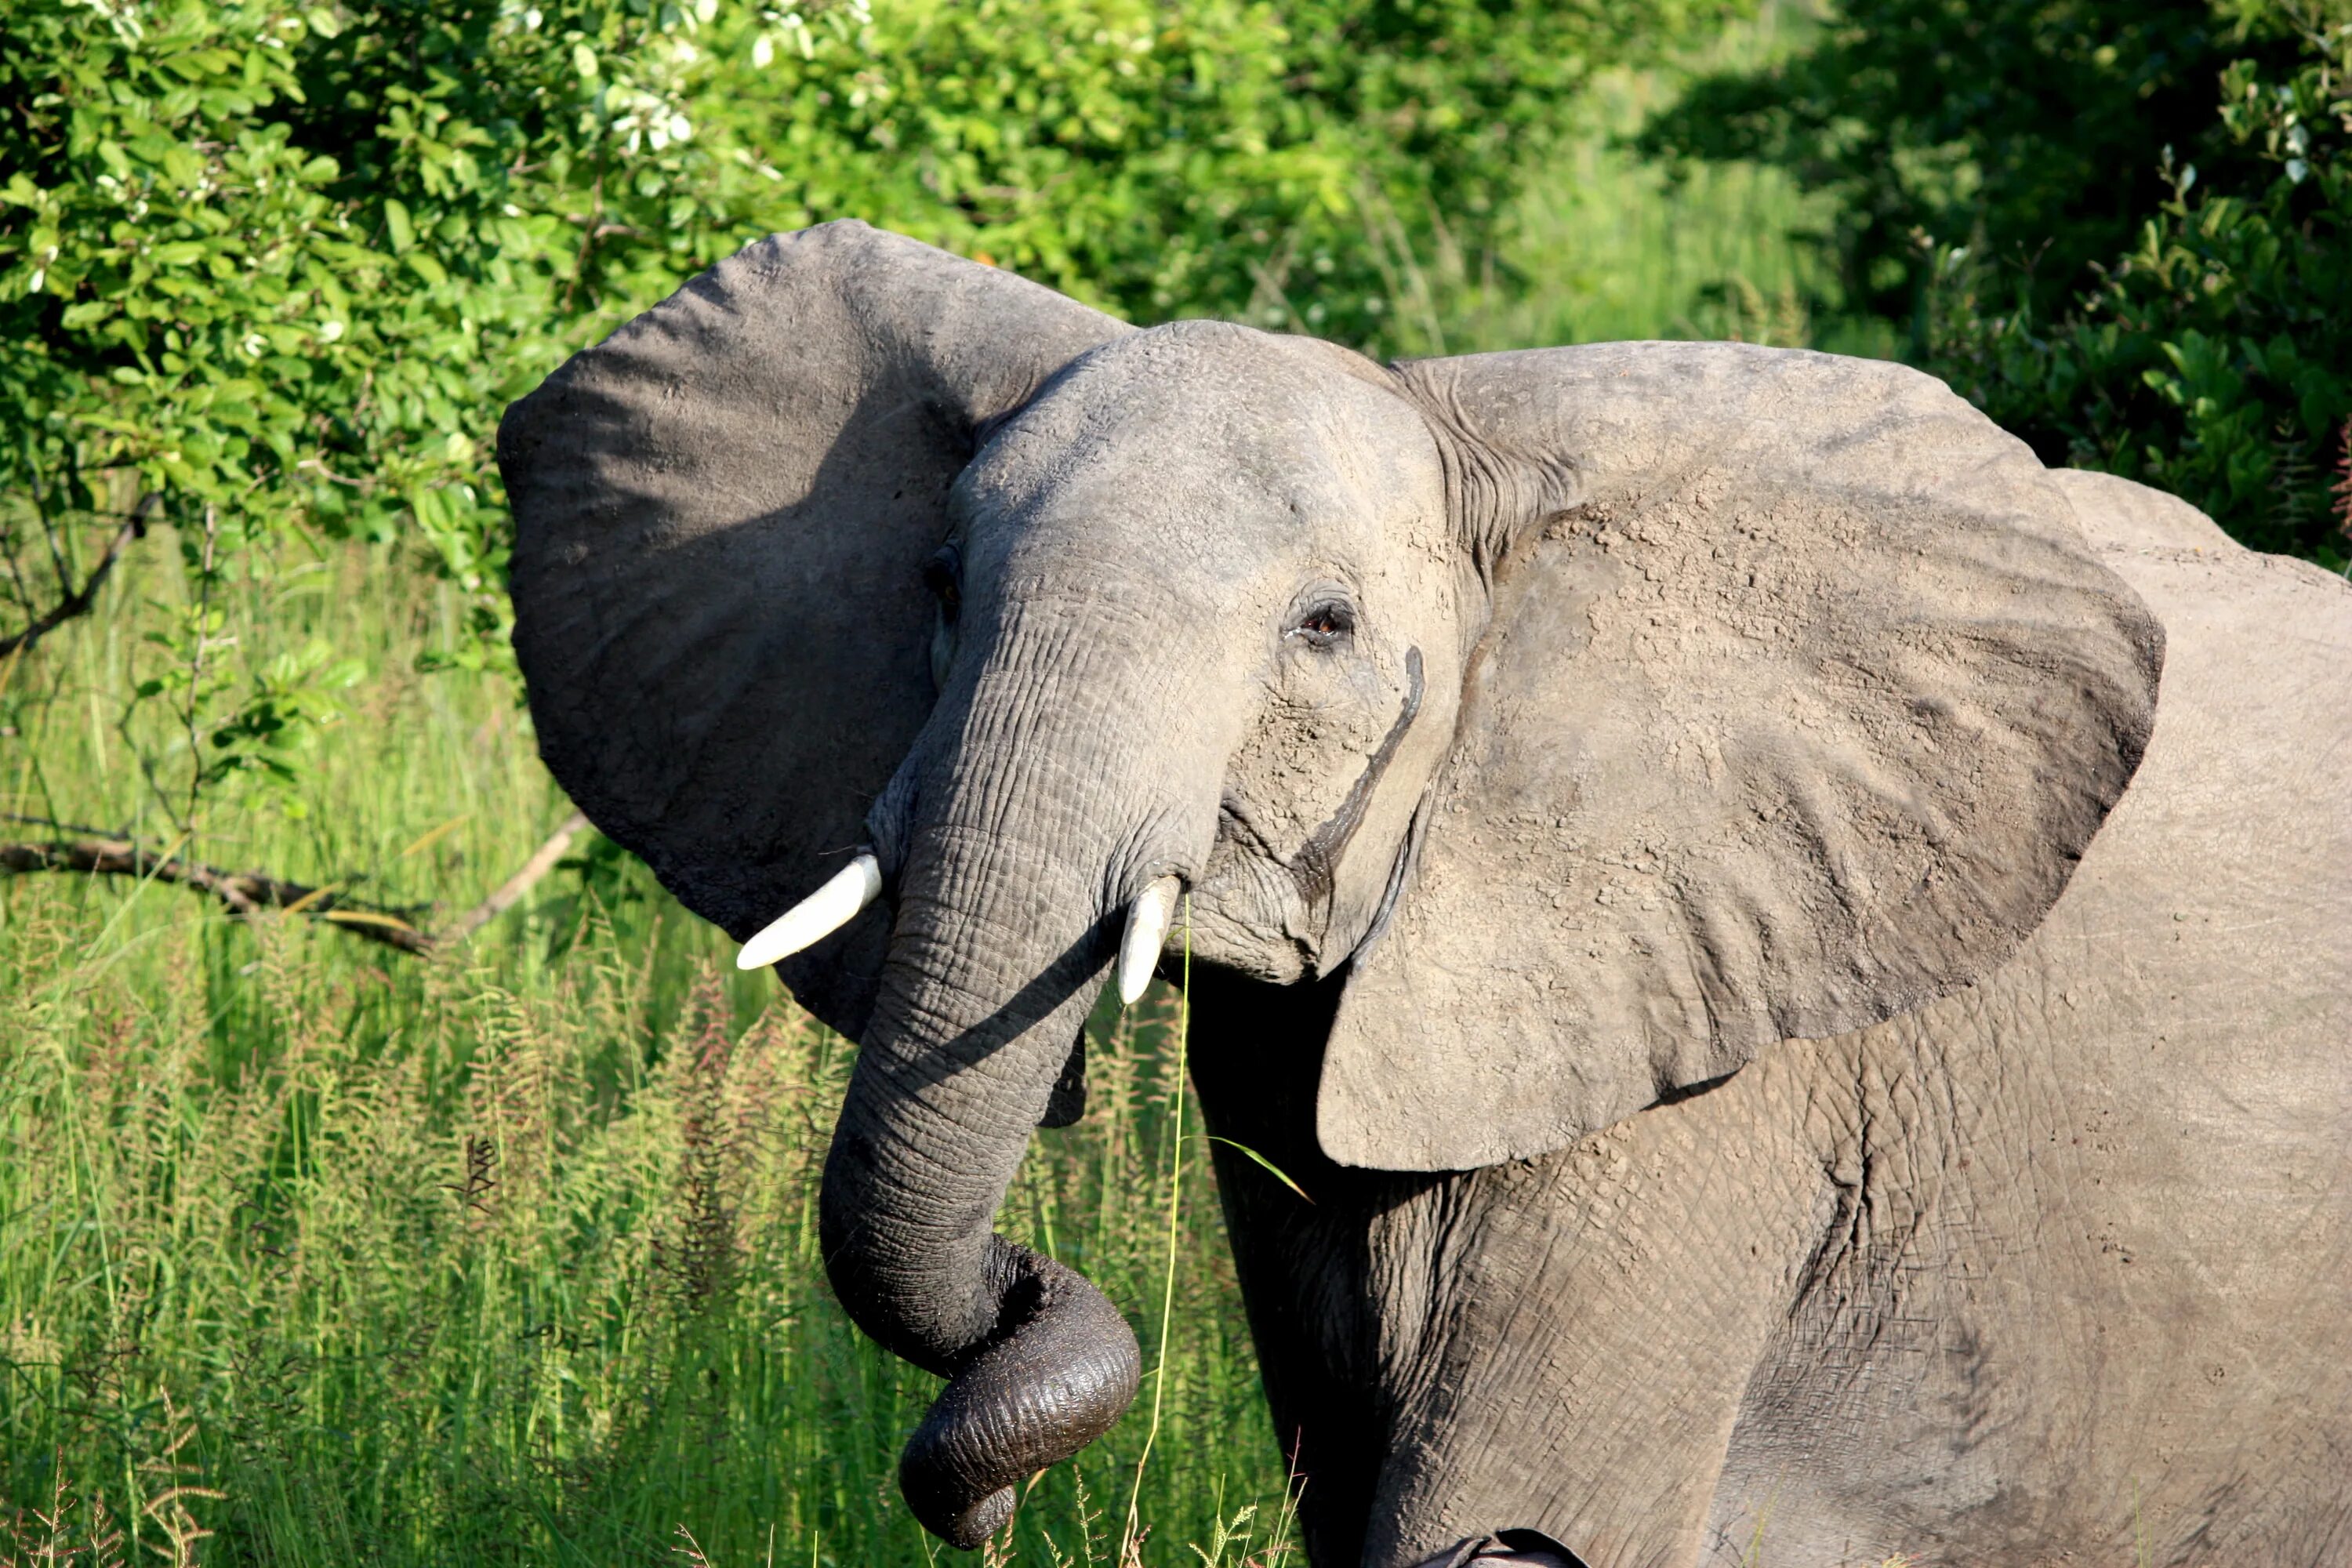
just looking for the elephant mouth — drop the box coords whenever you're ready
[898,1236,1143,1548]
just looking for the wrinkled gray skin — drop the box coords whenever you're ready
[499,223,2352,1567]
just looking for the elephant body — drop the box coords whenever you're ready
[498,224,2351,1568]
[1197,472,2352,1568]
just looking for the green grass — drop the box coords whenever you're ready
[0,9,1882,1561]
[0,545,1287,1567]
[1326,0,1899,362]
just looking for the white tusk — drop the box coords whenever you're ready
[1117,876,1181,1007]
[736,851,884,971]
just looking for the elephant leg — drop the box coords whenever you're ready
[1359,1042,1846,1568]
[1191,964,1850,1568]
[1187,967,1430,1568]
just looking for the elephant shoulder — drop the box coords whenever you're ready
[2055,467,2352,609]
[2055,470,2352,746]
[2046,467,2352,946]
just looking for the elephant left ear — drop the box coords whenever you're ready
[1318,343,2164,1172]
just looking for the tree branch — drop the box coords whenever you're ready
[0,506,150,658]
[0,834,433,954]
[445,808,590,943]
[0,807,599,957]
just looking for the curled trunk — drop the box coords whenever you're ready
[818,698,1179,1543]
[896,1238,1143,1544]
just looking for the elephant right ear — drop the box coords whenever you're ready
[1319,343,2164,1172]
[499,222,1129,1037]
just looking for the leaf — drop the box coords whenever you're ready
[383,198,413,253]
[318,909,421,935]
[1200,1136,1312,1203]
[397,813,470,858]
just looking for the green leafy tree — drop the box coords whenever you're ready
[1,0,1744,833]
[1637,0,2350,561]
[1638,0,2316,338]
[1926,21,2351,562]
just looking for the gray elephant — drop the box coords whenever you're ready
[496,222,2351,1568]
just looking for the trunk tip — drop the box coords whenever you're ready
[931,1486,1016,1552]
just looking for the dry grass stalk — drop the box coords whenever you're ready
[2333,419,2351,545]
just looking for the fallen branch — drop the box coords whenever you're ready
[445,808,589,943]
[0,808,596,956]
[0,834,432,954]
[0,508,150,659]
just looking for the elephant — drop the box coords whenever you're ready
[496,222,2352,1568]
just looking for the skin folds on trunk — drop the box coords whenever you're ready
[817,652,1188,1547]
[895,1237,1145,1545]
[818,829,1143,1546]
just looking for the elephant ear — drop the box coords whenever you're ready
[1319,343,2163,1172]
[499,221,1129,1037]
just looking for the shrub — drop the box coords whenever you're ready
[1926,20,2351,563]
[1639,0,2350,561]
[1637,0,2321,336]
[0,0,1748,808]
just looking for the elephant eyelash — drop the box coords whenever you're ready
[1287,601,1355,649]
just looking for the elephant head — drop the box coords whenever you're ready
[498,223,2161,1548]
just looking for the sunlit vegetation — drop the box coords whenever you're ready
[4,0,2345,1561]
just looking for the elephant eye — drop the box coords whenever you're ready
[923,546,962,626]
[1287,600,1354,650]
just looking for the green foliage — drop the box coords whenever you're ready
[1637,0,2324,334]
[0,0,1752,836]
[1638,0,2352,560]
[0,0,529,837]
[1925,22,2352,561]
[1426,8,1898,361]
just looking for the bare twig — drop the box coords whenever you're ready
[1,811,127,838]
[0,806,597,957]
[445,808,590,943]
[2332,418,2350,544]
[563,171,606,313]
[183,502,219,828]
[0,509,38,621]
[0,508,149,658]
